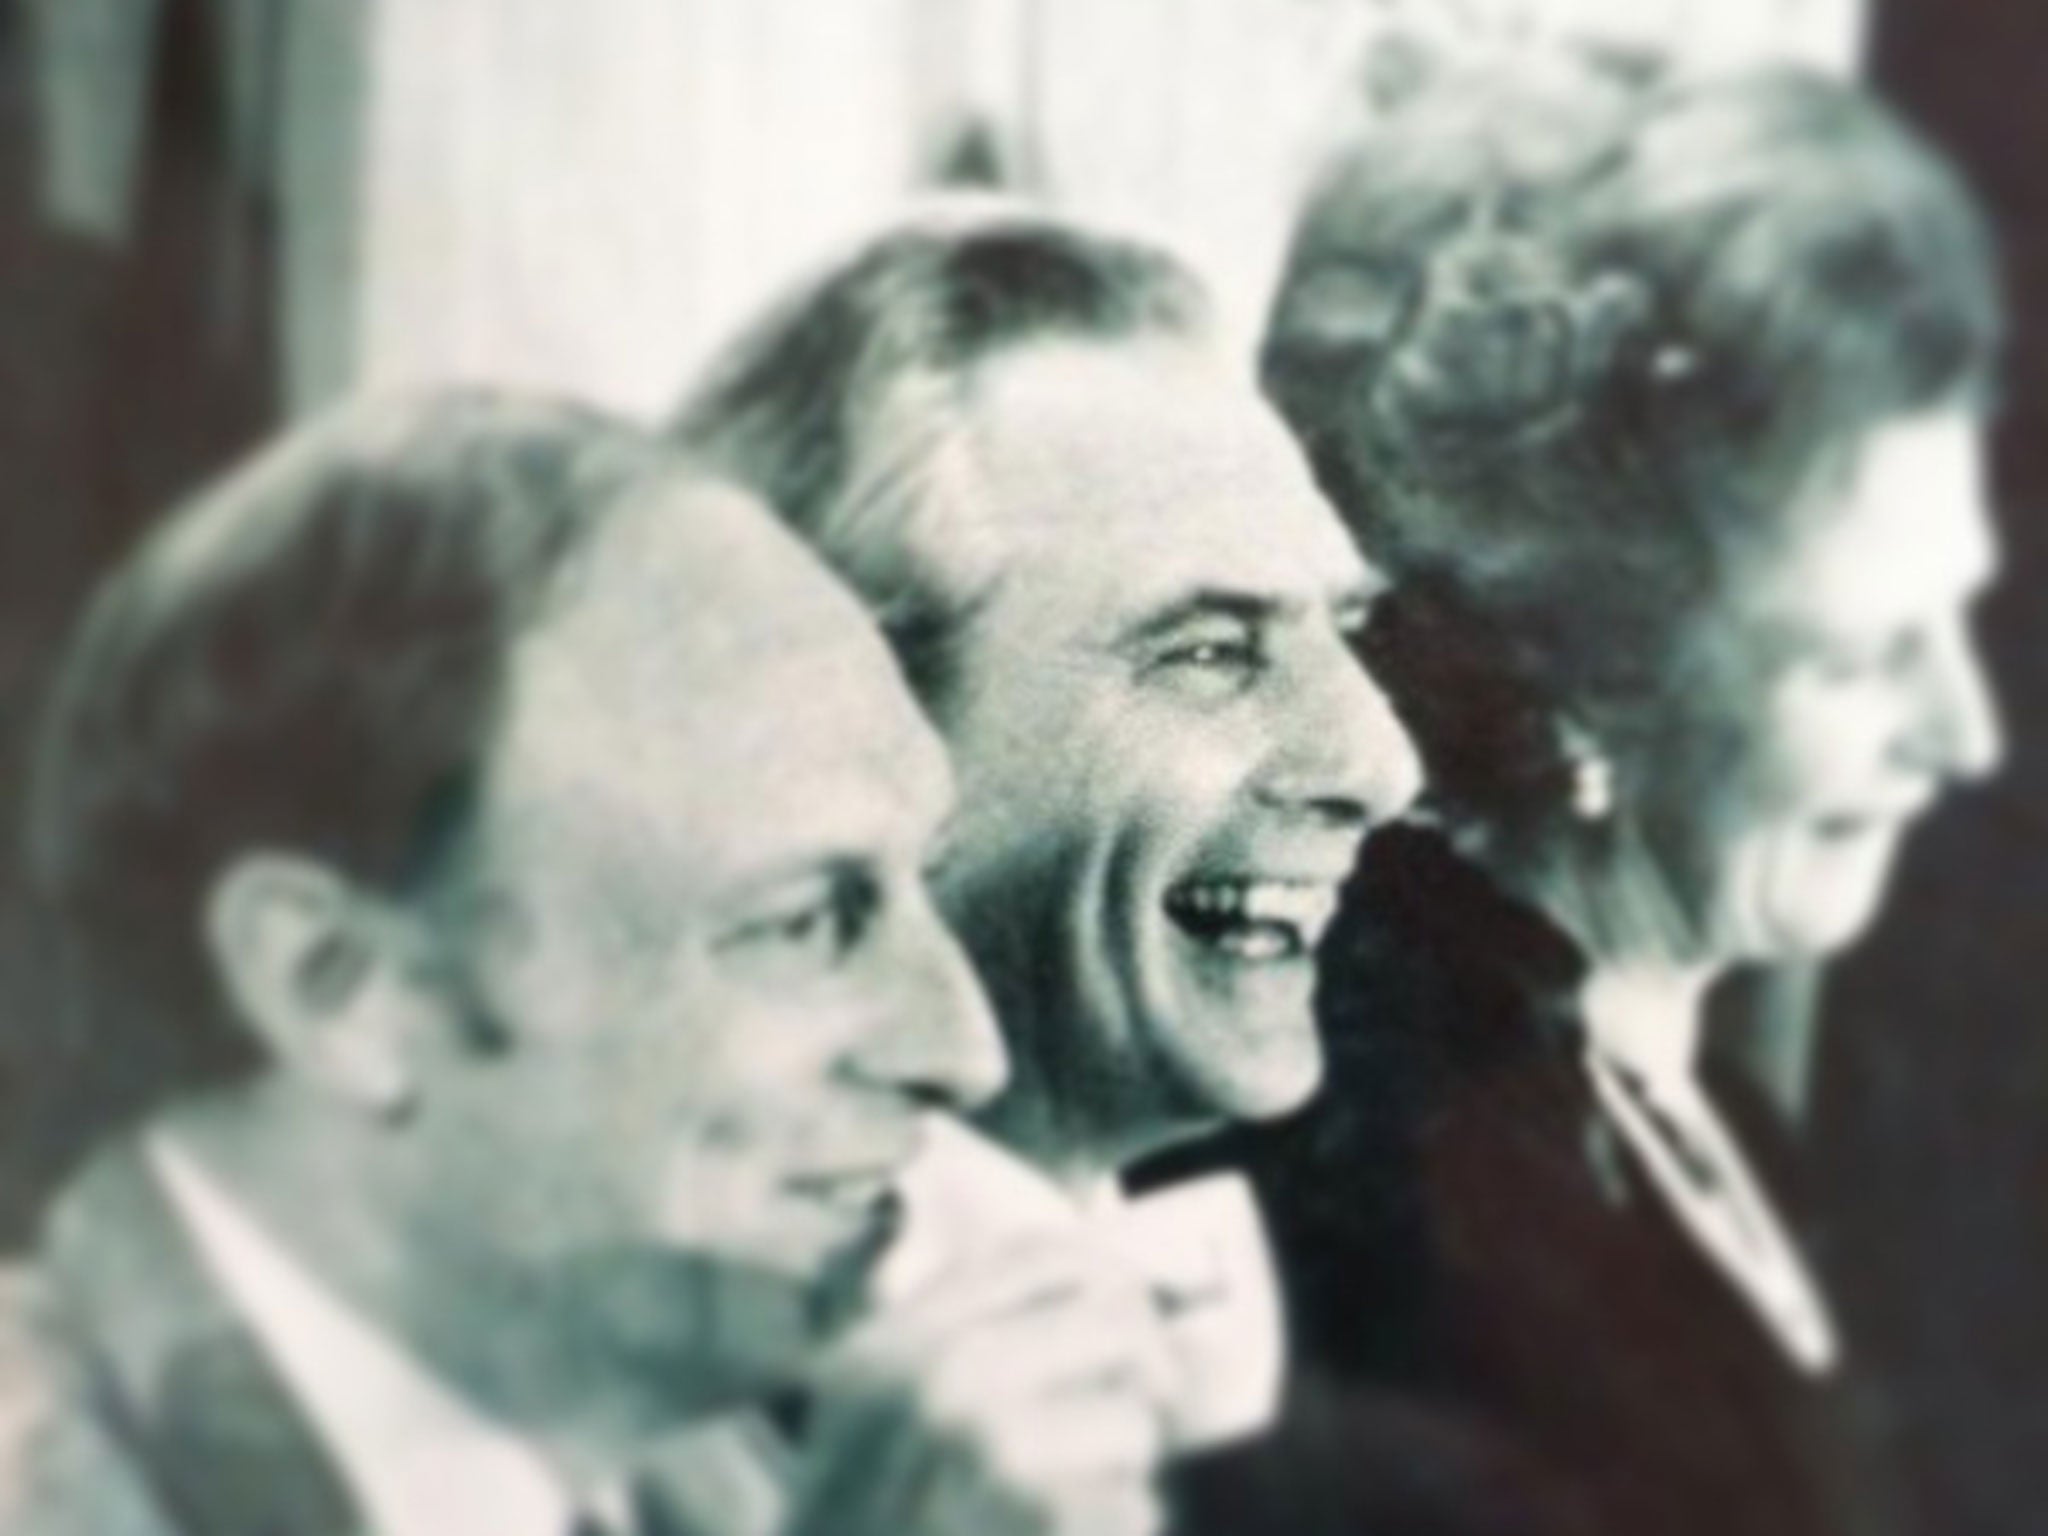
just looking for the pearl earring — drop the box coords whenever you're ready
[1572,753,1615,821]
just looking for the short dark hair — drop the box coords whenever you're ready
[1263,61,2003,843]
[672,204,1213,700]
[26,390,661,1150]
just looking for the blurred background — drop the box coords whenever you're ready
[0,1,2038,1531]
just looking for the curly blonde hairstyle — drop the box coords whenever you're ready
[1264,59,2001,860]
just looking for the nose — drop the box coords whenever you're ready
[848,887,1010,1112]
[1257,627,1425,828]
[1916,620,2004,784]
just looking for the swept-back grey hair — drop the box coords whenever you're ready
[671,203,1215,702]
[1263,61,2002,845]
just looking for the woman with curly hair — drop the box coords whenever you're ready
[1192,50,2007,1536]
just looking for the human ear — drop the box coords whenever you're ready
[203,853,418,1119]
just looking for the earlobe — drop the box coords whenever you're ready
[205,854,418,1120]
[1557,718,1617,822]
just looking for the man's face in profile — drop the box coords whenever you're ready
[926,341,1423,1170]
[391,482,1004,1393]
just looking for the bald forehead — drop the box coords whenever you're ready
[563,473,881,680]
[964,339,1372,600]
[440,469,958,950]
[487,470,943,831]
[972,340,1309,491]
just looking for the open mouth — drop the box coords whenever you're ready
[787,1170,899,1221]
[1162,878,1341,962]
[788,1176,909,1281]
[1814,810,1916,843]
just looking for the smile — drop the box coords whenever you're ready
[783,1167,908,1236]
[1813,809,1917,843]
[1162,877,1342,961]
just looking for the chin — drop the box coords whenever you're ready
[1724,826,1908,963]
[568,1246,821,1404]
[1809,846,1912,953]
[1759,876,1896,960]
[1183,1028,1326,1126]
[1152,956,1327,1122]
[1782,909,1885,961]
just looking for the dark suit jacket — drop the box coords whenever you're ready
[3,1144,363,1536]
[2,1142,794,1536]
[1167,828,1915,1536]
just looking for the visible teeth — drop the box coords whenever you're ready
[1166,879,1341,953]
[1242,882,1338,935]
[1218,925,1293,961]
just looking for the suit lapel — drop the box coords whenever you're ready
[634,1410,793,1536]
[43,1142,364,1536]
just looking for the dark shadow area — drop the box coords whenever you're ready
[0,0,279,1249]
[1820,4,2048,1533]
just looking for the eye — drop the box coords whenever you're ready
[1813,627,1923,687]
[1811,646,1876,686]
[1880,627,1930,677]
[1165,637,1259,668]
[1147,624,1267,699]
[716,871,882,984]
[1334,596,1375,647]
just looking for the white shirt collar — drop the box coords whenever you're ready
[1578,964,1709,1095]
[1575,1042,1841,1377]
[148,1134,591,1536]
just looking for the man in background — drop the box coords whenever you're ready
[676,209,1421,1198]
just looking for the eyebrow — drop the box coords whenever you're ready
[716,851,876,916]
[1120,577,1385,647]
[714,762,955,906]
[1121,589,1286,646]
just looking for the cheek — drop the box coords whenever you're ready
[617,984,830,1142]
[1083,696,1275,862]
[947,647,1268,832]
[1714,820,1900,959]
[1667,665,1881,856]
[937,654,1071,796]
[1678,704,1902,959]
[1743,681,1891,819]
[415,1050,661,1266]
[468,946,731,1223]
[574,1001,854,1249]
[1627,690,1812,955]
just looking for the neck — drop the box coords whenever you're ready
[1485,825,1725,1082]
[1578,959,1716,1086]
[158,1087,687,1485]
[161,1084,415,1334]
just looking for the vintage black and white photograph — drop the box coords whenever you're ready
[0,1,2041,1533]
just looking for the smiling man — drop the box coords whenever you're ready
[675,210,1423,1187]
[11,393,1173,1536]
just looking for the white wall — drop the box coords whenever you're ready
[311,0,1870,417]
[351,0,923,419]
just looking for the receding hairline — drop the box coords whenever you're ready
[669,208,1224,684]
